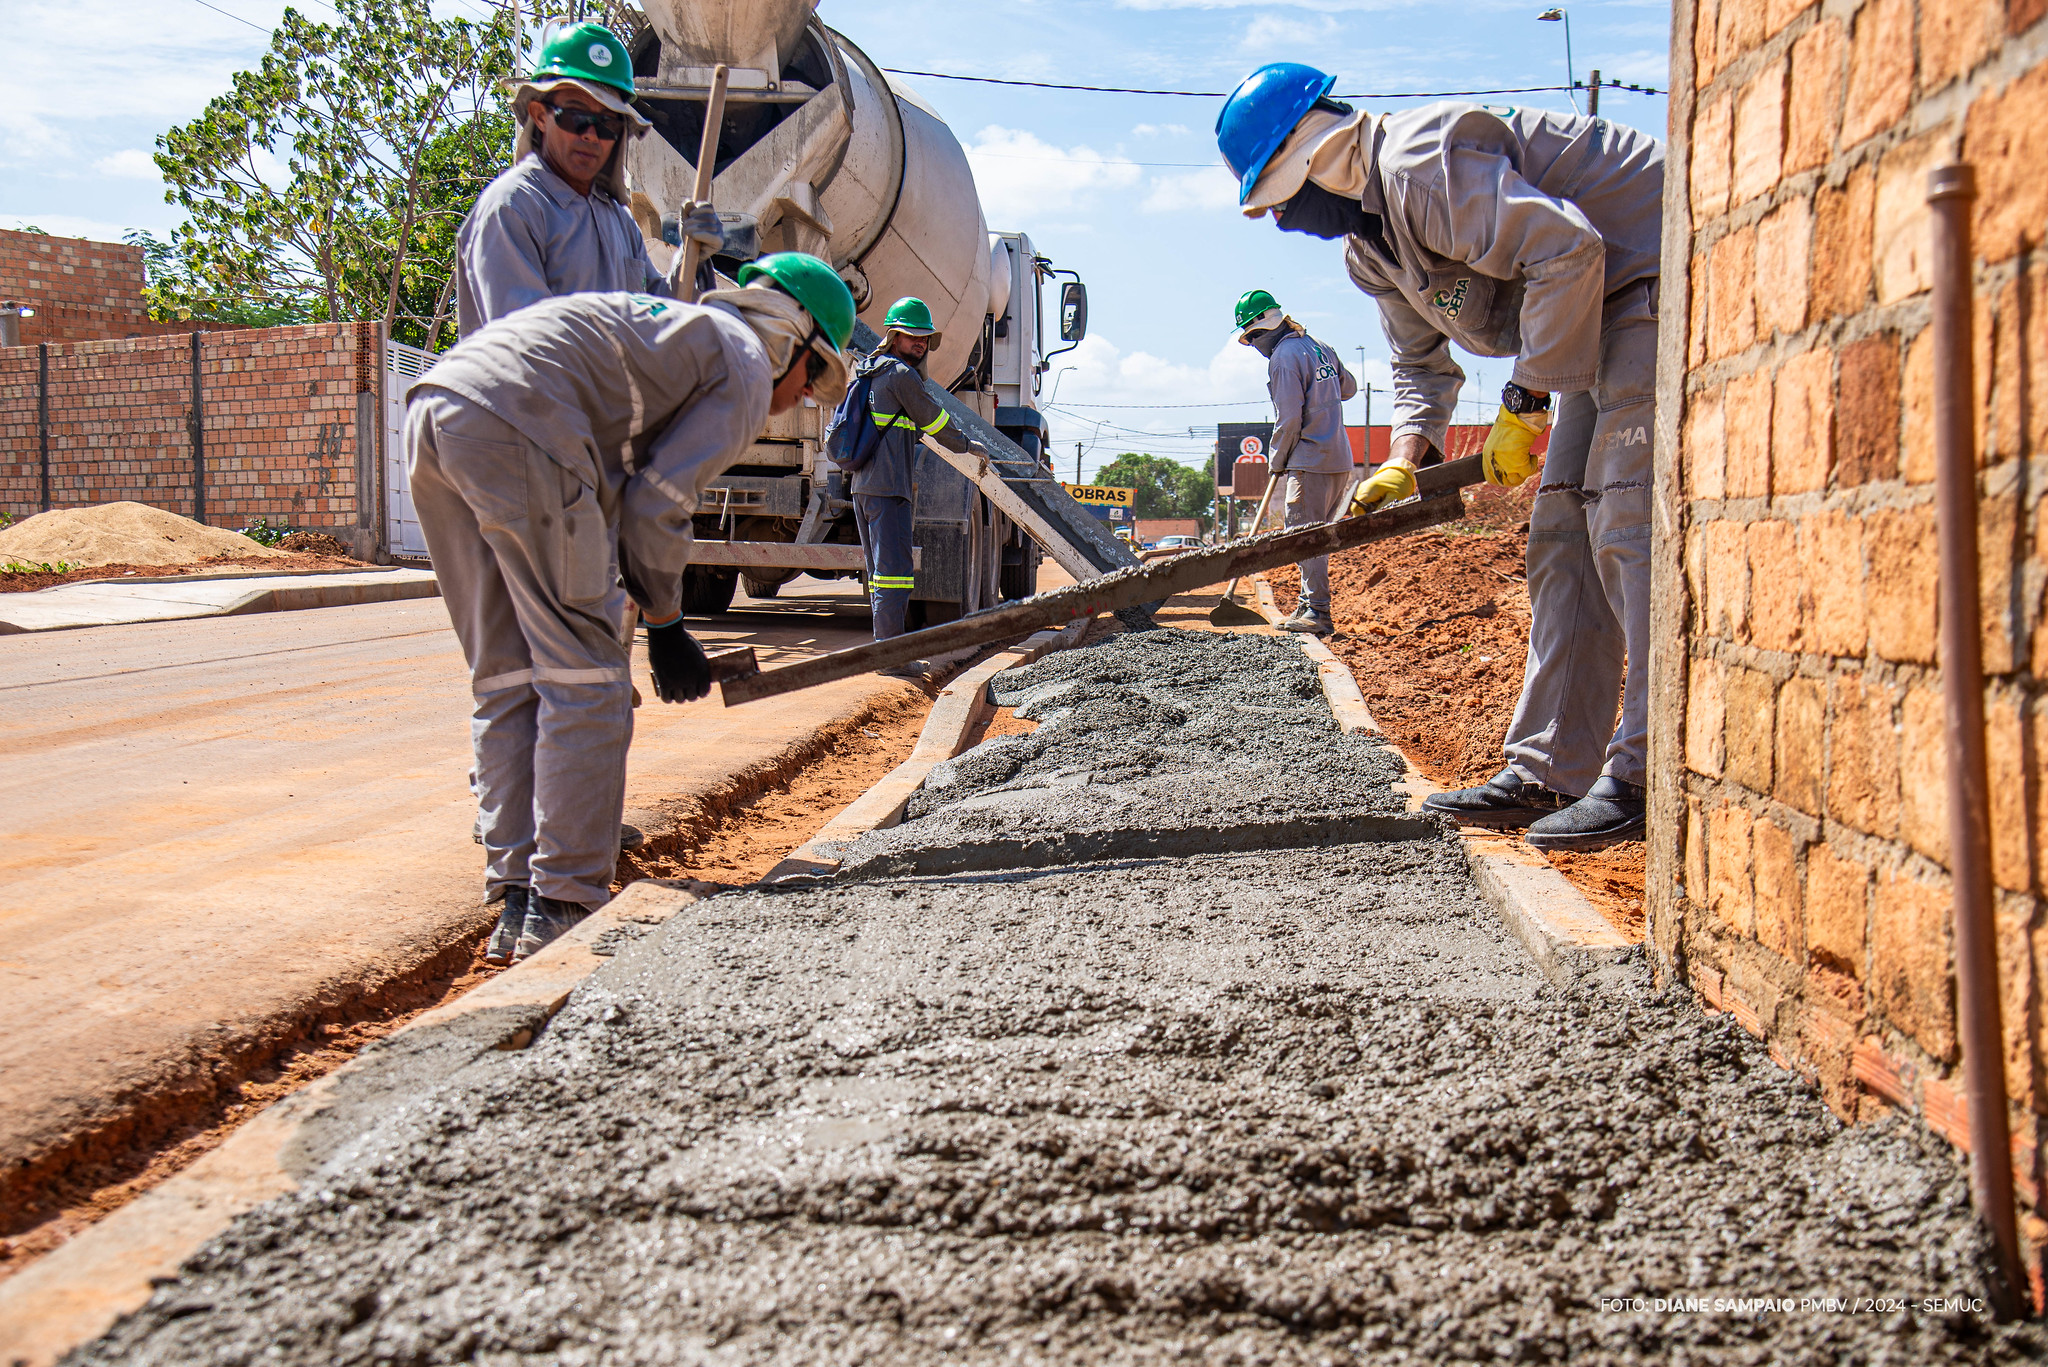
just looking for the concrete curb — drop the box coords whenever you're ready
[0,879,707,1367]
[0,569,440,634]
[1253,577,1379,735]
[761,616,1093,882]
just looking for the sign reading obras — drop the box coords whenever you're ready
[1060,483,1135,507]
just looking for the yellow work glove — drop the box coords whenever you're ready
[1481,408,1549,487]
[1349,462,1416,514]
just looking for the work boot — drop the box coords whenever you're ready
[514,894,595,963]
[1422,768,1568,828]
[1524,775,1646,851]
[1278,604,1335,635]
[484,886,529,966]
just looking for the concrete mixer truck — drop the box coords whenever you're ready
[581,0,1129,623]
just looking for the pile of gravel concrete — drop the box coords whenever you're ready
[72,630,2042,1365]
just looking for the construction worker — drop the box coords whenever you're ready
[833,297,985,641]
[454,21,722,335]
[1218,64,1663,850]
[1234,289,1357,636]
[406,255,854,963]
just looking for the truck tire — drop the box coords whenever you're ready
[1000,557,1037,602]
[740,575,781,599]
[682,566,737,616]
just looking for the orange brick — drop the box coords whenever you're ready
[1771,346,1834,494]
[1990,275,2024,464]
[1690,251,1711,370]
[1863,505,1940,663]
[1754,198,1813,339]
[1767,0,1817,36]
[1900,685,1950,862]
[1979,484,2020,672]
[1873,133,1945,305]
[1753,816,1804,957]
[1702,518,1751,640]
[1687,796,1710,900]
[1901,328,1938,483]
[1687,384,1728,499]
[1733,62,1788,206]
[1725,369,1773,497]
[1807,843,1871,976]
[1829,671,1902,837]
[1923,0,2002,90]
[1812,165,1875,320]
[1717,0,1768,72]
[1709,226,1759,360]
[1688,654,1729,776]
[1987,694,2032,892]
[1709,801,1757,935]
[1873,866,1957,1059]
[1777,674,1828,815]
[1748,520,1805,649]
[1692,93,1735,222]
[1835,333,1901,485]
[1725,665,1779,792]
[1843,0,1915,146]
[1805,510,1868,656]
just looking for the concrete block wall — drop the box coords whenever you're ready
[1649,0,2048,1247]
[0,323,380,541]
[0,228,194,345]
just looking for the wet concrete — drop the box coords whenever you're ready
[68,629,2045,1363]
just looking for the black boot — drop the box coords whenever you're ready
[484,886,529,966]
[514,894,595,962]
[1524,775,1646,850]
[1422,768,1568,828]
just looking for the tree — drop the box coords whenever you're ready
[1094,453,1217,533]
[152,0,511,348]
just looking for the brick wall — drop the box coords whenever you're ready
[0,228,193,345]
[0,323,381,546]
[1650,0,2048,1256]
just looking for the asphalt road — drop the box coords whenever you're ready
[0,577,903,1229]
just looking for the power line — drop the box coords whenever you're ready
[1055,398,1271,409]
[186,0,272,33]
[971,152,1224,169]
[885,69,1662,99]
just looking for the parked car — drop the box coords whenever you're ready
[1153,535,1201,551]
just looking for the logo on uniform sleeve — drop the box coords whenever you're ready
[631,294,670,316]
[588,42,613,66]
[1431,278,1471,320]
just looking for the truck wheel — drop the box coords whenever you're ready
[740,575,781,599]
[906,599,963,630]
[682,566,737,615]
[1000,558,1037,601]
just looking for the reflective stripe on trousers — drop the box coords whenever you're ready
[854,492,915,640]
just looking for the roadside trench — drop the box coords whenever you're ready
[70,627,2043,1364]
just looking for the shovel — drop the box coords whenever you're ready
[1208,473,1285,626]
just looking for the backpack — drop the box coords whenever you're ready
[825,366,883,472]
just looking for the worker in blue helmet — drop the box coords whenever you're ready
[1217,64,1665,852]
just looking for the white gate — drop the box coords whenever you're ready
[383,338,437,558]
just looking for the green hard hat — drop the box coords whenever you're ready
[882,296,939,336]
[531,22,635,99]
[738,252,856,351]
[1234,288,1284,335]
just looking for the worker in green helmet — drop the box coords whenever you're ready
[1234,289,1356,636]
[825,296,987,641]
[406,255,853,964]
[455,21,724,336]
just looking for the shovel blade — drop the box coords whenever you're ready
[1208,596,1268,627]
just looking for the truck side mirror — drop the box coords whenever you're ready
[1059,282,1088,342]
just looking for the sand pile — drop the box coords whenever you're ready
[0,503,287,569]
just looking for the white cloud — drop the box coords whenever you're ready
[1141,166,1241,214]
[1242,13,1341,49]
[964,126,1142,227]
[0,107,72,166]
[1115,0,1399,9]
[1041,332,1275,465]
[1131,123,1191,137]
[93,149,161,180]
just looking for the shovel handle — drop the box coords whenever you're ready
[677,64,730,305]
[1218,468,1286,601]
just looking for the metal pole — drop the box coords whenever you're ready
[1929,162,2023,1319]
[1075,442,1082,485]
[1588,68,1601,117]
[189,331,206,524]
[37,342,50,512]
[0,306,20,348]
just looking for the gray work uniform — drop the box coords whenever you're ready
[406,292,770,908]
[1342,103,1664,793]
[1265,330,1358,612]
[455,155,667,336]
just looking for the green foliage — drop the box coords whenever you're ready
[13,224,50,235]
[151,0,512,347]
[3,561,76,574]
[1093,452,1217,533]
[238,517,294,546]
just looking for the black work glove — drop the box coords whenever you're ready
[643,616,712,703]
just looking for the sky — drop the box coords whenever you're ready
[3,0,1669,485]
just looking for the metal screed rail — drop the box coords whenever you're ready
[716,456,1486,705]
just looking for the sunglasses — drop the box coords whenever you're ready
[545,104,623,141]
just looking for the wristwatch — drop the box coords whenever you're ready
[1500,381,1552,415]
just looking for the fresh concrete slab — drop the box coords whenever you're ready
[0,569,440,633]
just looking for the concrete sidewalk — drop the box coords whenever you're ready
[0,579,914,1261]
[0,568,440,634]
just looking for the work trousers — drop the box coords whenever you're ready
[1502,282,1656,796]
[855,493,915,640]
[407,389,633,910]
[1282,469,1351,612]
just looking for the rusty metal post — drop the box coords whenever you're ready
[188,330,206,524]
[1929,162,2023,1316]
[38,343,51,512]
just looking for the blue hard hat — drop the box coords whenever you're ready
[1215,63,1339,205]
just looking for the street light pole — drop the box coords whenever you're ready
[1538,8,1577,112]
